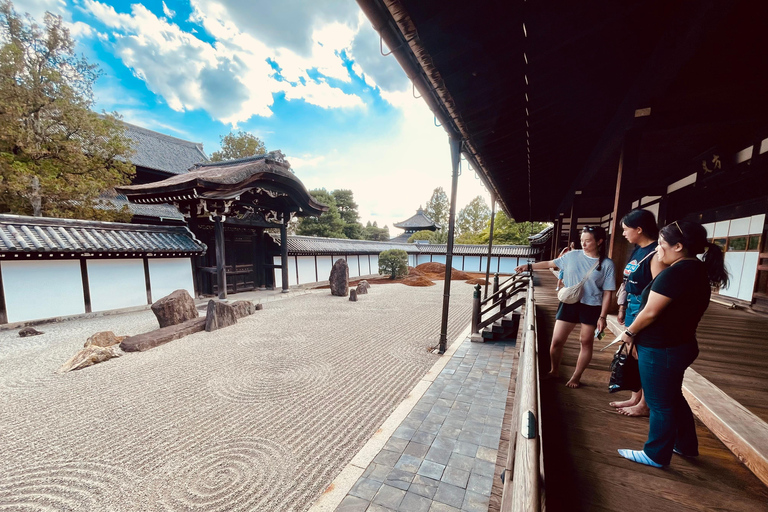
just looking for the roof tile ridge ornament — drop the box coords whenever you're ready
[190,150,288,170]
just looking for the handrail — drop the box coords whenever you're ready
[480,273,526,307]
[500,277,544,512]
[479,282,528,317]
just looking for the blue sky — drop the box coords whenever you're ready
[12,0,490,233]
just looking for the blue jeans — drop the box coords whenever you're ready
[625,293,643,326]
[637,343,699,465]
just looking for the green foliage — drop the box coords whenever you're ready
[363,221,390,241]
[457,196,490,237]
[473,211,550,245]
[407,230,435,243]
[0,1,135,220]
[378,249,409,279]
[296,188,346,238]
[424,187,449,228]
[332,189,364,239]
[209,131,266,162]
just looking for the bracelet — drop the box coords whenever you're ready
[624,329,636,337]
[599,316,606,320]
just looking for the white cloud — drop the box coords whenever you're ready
[9,0,67,21]
[81,0,364,125]
[162,1,175,19]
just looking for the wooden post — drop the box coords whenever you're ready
[568,196,580,247]
[213,215,227,299]
[484,194,497,299]
[471,284,481,333]
[80,259,92,313]
[187,214,200,298]
[438,136,462,354]
[280,213,289,293]
[608,136,638,295]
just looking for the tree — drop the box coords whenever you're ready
[296,188,346,238]
[407,230,435,243]
[363,221,390,241]
[209,131,266,162]
[378,249,409,279]
[424,187,449,229]
[473,211,549,245]
[457,196,490,237]
[0,1,135,220]
[332,189,363,239]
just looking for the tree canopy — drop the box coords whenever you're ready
[332,189,363,239]
[457,195,490,237]
[296,188,346,238]
[470,211,549,245]
[209,131,266,162]
[363,221,390,241]
[424,187,449,228]
[0,1,135,220]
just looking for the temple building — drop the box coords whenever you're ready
[391,207,441,242]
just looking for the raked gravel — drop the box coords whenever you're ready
[0,282,473,511]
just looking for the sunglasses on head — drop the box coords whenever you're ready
[582,226,597,232]
[673,220,684,236]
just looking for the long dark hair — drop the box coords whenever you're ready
[659,220,730,287]
[581,225,607,270]
[621,209,659,240]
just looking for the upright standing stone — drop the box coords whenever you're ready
[329,258,349,296]
[151,290,198,328]
[205,300,238,332]
[356,280,370,295]
[349,289,358,302]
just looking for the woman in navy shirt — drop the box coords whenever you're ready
[615,220,728,468]
[611,209,667,417]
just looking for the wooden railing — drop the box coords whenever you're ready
[471,273,529,333]
[500,275,544,512]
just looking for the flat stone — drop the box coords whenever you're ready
[120,317,207,352]
[230,300,256,318]
[336,495,369,512]
[59,344,123,372]
[408,475,439,499]
[398,491,431,512]
[356,280,370,295]
[433,481,465,509]
[18,326,43,337]
[441,466,470,489]
[84,331,125,348]
[205,300,238,332]
[151,289,198,328]
[349,477,382,501]
[372,484,406,509]
[417,460,445,480]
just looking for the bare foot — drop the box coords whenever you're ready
[542,371,559,381]
[610,397,640,408]
[617,404,650,417]
[565,378,581,388]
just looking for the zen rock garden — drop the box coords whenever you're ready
[329,257,372,302]
[56,289,261,372]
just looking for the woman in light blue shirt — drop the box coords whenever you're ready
[516,226,616,388]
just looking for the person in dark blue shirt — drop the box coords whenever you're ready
[615,220,728,468]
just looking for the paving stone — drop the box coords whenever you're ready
[431,436,457,452]
[402,418,423,430]
[441,465,470,489]
[398,491,432,512]
[479,434,500,450]
[447,452,475,472]
[412,430,436,446]
[428,500,462,512]
[425,445,452,466]
[472,459,496,478]
[408,475,440,499]
[372,484,406,510]
[438,425,463,440]
[392,425,416,441]
[394,453,423,473]
[466,472,494,496]
[463,420,485,434]
[461,490,490,512]
[419,422,443,435]
[385,468,415,491]
[384,436,409,454]
[433,481,466,509]
[408,409,429,421]
[404,441,430,459]
[417,459,446,480]
[483,425,503,438]
[374,449,402,467]
[453,441,479,458]
[349,477,383,500]
[368,504,395,512]
[457,430,481,444]
[475,446,497,463]
[336,494,370,512]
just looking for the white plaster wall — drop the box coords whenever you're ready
[297,256,316,284]
[417,254,431,265]
[409,254,417,267]
[720,252,744,299]
[431,255,446,265]
[451,256,464,270]
[737,252,759,301]
[360,256,371,275]
[714,221,729,237]
[273,256,282,289]
[88,259,146,311]
[370,255,380,275]
[318,256,333,282]
[348,255,360,278]
[702,223,714,238]
[148,258,195,302]
[729,217,751,237]
[464,256,481,272]
[750,214,765,234]
[498,257,518,274]
[2,260,85,323]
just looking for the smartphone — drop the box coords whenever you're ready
[594,328,605,340]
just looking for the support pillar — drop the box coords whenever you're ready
[484,193,497,299]
[608,134,639,293]
[213,215,227,299]
[438,136,462,354]
[567,195,581,247]
[253,227,265,290]
[550,217,561,260]
[280,213,289,293]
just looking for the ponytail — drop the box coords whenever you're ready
[702,242,729,288]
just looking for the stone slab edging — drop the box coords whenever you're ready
[308,323,472,512]
[605,315,768,487]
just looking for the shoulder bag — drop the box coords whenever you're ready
[557,259,600,304]
[608,342,641,393]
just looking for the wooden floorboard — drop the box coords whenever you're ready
[533,271,768,512]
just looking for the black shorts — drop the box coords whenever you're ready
[556,302,602,326]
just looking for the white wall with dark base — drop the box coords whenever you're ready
[148,258,195,302]
[2,260,85,323]
[88,259,146,311]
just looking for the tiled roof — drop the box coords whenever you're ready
[393,208,441,230]
[272,235,540,257]
[528,225,554,244]
[0,214,206,255]
[124,122,208,175]
[102,194,185,220]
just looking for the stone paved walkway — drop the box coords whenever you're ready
[336,340,516,512]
